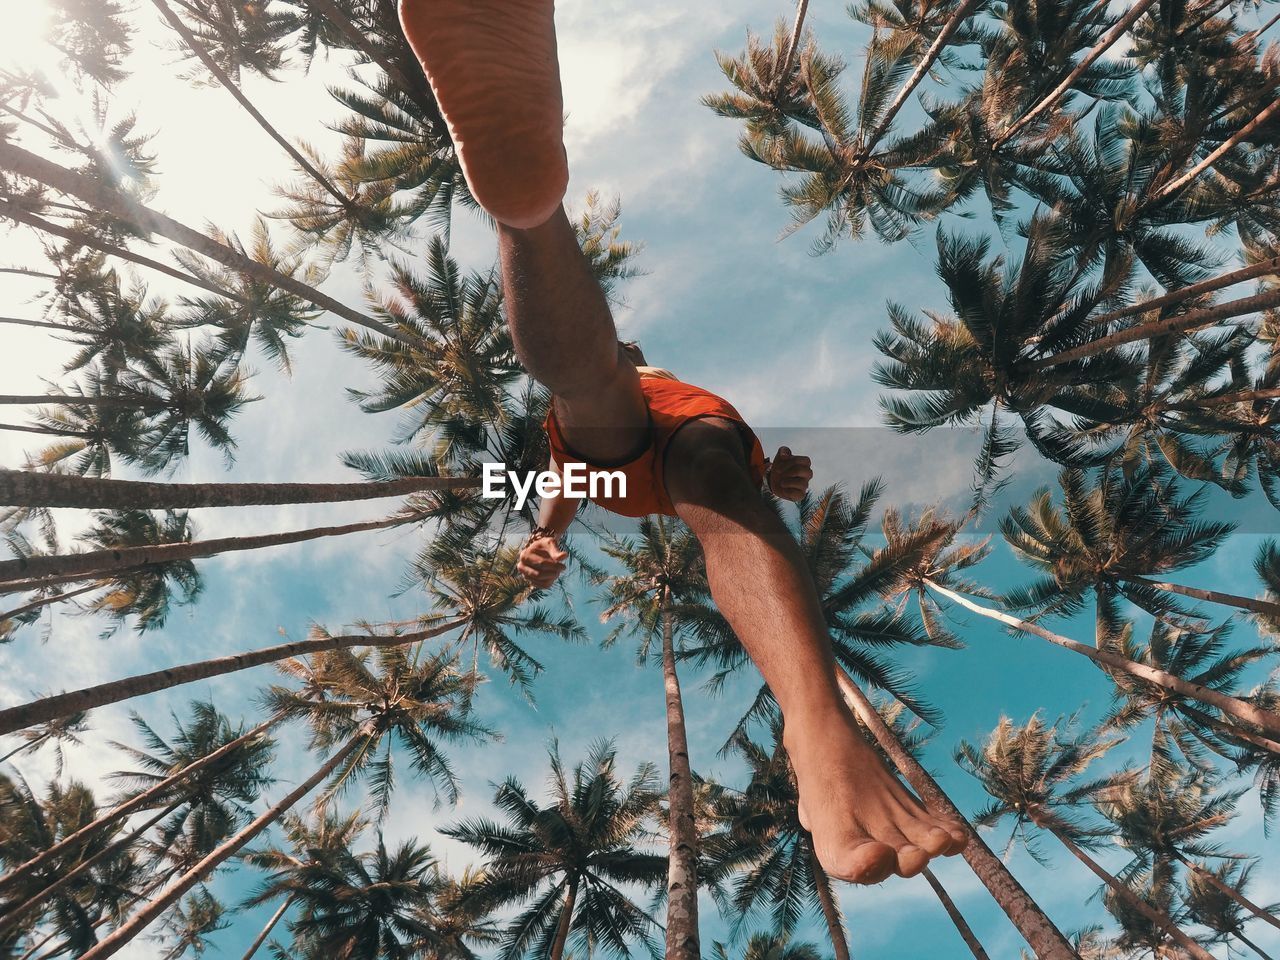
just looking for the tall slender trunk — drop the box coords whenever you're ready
[549,875,579,960]
[0,424,91,438]
[863,0,982,150]
[1156,96,1280,200]
[0,395,150,408]
[774,0,810,94]
[994,0,1159,147]
[923,580,1280,738]
[78,734,364,960]
[18,928,57,960]
[0,202,239,302]
[0,317,82,334]
[1169,387,1280,410]
[0,619,461,736]
[0,141,417,348]
[1129,576,1280,621]
[303,0,440,124]
[922,866,992,960]
[660,589,701,960]
[1172,852,1280,934]
[148,0,352,212]
[0,799,183,931]
[1046,825,1214,960]
[240,896,293,960]
[0,268,58,280]
[1086,255,1280,328]
[806,841,851,960]
[832,669,1082,960]
[0,469,478,510]
[1236,929,1277,960]
[0,583,99,624]
[0,717,277,897]
[0,511,424,585]
[1031,285,1280,370]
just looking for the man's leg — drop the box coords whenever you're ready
[498,213,649,463]
[665,419,967,883]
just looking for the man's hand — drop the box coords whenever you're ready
[767,446,813,502]
[517,534,568,589]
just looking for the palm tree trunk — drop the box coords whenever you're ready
[0,583,99,623]
[0,423,93,438]
[807,841,852,960]
[0,202,239,302]
[1085,255,1280,328]
[864,0,982,150]
[0,619,461,736]
[1235,929,1277,960]
[0,141,418,348]
[0,469,478,510]
[1046,825,1215,960]
[774,0,810,94]
[0,799,183,930]
[0,317,82,333]
[995,0,1159,147]
[240,896,293,960]
[1170,387,1280,410]
[0,717,276,897]
[78,733,364,960]
[1156,96,1280,200]
[17,928,58,960]
[549,875,580,960]
[1172,852,1280,934]
[1129,576,1280,621]
[0,511,425,585]
[923,580,1280,738]
[148,0,353,213]
[832,669,1081,960]
[0,268,58,280]
[1031,285,1280,370]
[0,395,147,408]
[660,588,701,960]
[922,866,992,960]
[303,0,440,123]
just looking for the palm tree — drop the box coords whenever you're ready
[956,713,1216,960]
[0,712,90,776]
[156,886,227,959]
[593,517,710,960]
[702,716,852,960]
[409,867,502,960]
[248,831,437,960]
[1182,862,1278,960]
[0,140,422,348]
[0,702,275,929]
[1098,760,1280,935]
[238,809,370,960]
[417,539,584,698]
[77,644,487,960]
[710,931,823,960]
[443,739,666,960]
[881,508,1280,739]
[0,620,463,738]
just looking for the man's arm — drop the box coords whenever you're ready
[516,457,577,588]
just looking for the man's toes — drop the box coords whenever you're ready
[825,840,897,885]
[916,824,957,857]
[943,823,970,855]
[894,844,931,878]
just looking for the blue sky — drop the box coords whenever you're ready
[1,1,1279,958]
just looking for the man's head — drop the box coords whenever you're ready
[619,339,647,366]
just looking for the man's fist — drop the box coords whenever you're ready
[767,446,813,502]
[517,534,568,588]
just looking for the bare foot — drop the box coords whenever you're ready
[399,0,569,228]
[785,712,967,883]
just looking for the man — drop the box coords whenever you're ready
[398,0,966,884]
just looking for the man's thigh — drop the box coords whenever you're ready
[553,352,650,464]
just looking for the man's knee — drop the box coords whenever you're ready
[666,420,764,517]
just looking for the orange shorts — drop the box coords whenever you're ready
[544,376,768,518]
